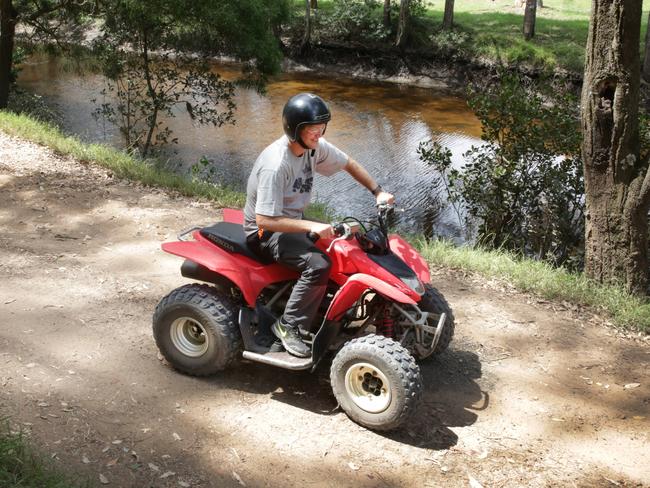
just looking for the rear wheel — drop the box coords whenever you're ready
[330,334,422,431]
[153,284,242,376]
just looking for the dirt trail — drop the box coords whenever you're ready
[0,132,649,488]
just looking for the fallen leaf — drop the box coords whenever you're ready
[160,471,175,479]
[148,463,160,472]
[551,417,565,422]
[469,474,484,488]
[99,473,109,484]
[106,458,118,467]
[82,455,90,464]
[111,440,122,445]
[178,482,190,488]
[172,432,182,441]
[232,471,246,486]
[624,383,641,389]
[348,462,360,471]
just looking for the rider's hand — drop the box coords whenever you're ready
[376,190,395,205]
[311,222,335,239]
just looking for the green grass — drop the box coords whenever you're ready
[1,109,649,333]
[0,419,91,487]
[0,111,246,208]
[417,238,650,333]
[424,0,649,75]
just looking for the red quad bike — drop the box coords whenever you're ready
[153,204,455,431]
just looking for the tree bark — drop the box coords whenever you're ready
[300,0,311,55]
[581,0,647,294]
[383,0,391,30]
[643,12,650,83]
[523,0,537,40]
[0,0,18,109]
[395,0,410,49]
[442,0,454,30]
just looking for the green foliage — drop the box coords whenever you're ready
[93,0,241,157]
[325,0,389,42]
[419,74,584,268]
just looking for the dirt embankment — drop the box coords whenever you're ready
[0,131,649,488]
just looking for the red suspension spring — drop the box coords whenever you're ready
[377,305,395,339]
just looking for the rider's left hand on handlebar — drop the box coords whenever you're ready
[375,190,395,205]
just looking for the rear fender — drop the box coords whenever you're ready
[162,238,298,306]
[325,273,416,321]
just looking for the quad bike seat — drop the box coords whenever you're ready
[199,222,273,264]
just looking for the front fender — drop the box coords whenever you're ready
[325,273,416,321]
[389,235,431,284]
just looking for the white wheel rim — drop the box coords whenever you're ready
[170,317,208,357]
[344,362,392,413]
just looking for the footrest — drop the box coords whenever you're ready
[242,350,313,370]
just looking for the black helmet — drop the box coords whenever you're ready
[282,93,331,149]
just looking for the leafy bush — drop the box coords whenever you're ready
[326,0,388,42]
[419,74,585,269]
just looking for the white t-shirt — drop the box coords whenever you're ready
[243,135,349,237]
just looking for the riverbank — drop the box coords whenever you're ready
[1,110,649,334]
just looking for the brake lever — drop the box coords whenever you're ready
[326,223,352,253]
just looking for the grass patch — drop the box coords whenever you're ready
[417,238,650,333]
[0,111,246,208]
[0,419,91,487]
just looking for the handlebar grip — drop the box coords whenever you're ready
[307,231,320,242]
[333,223,346,236]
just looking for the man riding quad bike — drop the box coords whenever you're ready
[152,94,455,431]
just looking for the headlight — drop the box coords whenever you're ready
[400,276,425,296]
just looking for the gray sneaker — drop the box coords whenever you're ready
[271,319,310,358]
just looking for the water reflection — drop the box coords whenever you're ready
[17,56,483,238]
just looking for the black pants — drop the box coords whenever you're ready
[250,232,331,332]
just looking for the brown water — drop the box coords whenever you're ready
[17,56,482,238]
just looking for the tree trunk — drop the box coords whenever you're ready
[523,0,537,40]
[300,0,311,55]
[395,0,410,49]
[383,0,391,30]
[442,0,454,30]
[0,0,18,109]
[643,12,650,83]
[581,0,647,294]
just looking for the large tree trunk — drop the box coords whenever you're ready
[442,0,454,30]
[643,12,650,83]
[523,0,537,40]
[0,0,18,109]
[300,0,311,55]
[383,0,391,30]
[395,0,410,49]
[581,0,647,294]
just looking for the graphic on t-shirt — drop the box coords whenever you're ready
[292,176,313,194]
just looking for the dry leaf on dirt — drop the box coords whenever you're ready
[99,473,109,484]
[232,471,246,486]
[624,383,640,389]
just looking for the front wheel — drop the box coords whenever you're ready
[153,284,242,376]
[330,334,422,431]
